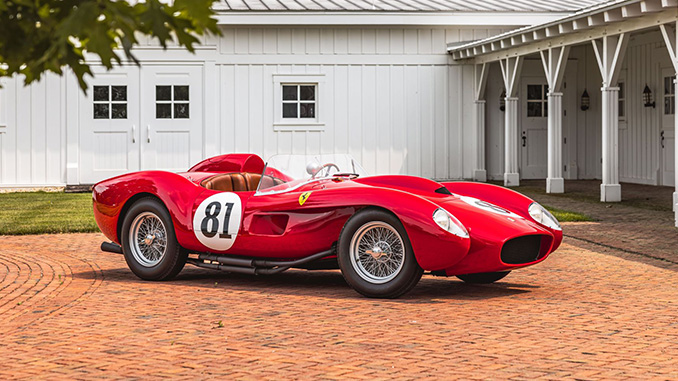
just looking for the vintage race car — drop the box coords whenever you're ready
[93,153,562,298]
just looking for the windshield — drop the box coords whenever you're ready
[256,154,368,195]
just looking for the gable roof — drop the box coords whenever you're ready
[214,0,607,13]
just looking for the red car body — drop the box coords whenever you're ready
[93,153,562,278]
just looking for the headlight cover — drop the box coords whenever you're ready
[432,208,469,238]
[528,203,561,230]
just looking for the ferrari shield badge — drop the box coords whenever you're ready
[299,191,312,206]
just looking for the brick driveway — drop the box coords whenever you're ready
[1,232,677,379]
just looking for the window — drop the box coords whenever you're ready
[618,81,626,120]
[156,85,189,119]
[93,85,127,119]
[664,76,676,115]
[527,84,548,118]
[282,85,316,119]
[273,74,325,131]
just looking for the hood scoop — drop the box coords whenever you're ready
[354,175,451,195]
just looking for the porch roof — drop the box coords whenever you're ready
[447,0,678,63]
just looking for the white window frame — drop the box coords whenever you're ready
[664,75,676,116]
[273,74,325,131]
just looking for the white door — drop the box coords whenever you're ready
[520,80,548,179]
[660,68,675,187]
[79,66,140,184]
[140,66,203,172]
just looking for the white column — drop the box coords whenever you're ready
[601,86,621,202]
[504,97,520,186]
[474,100,487,182]
[546,92,564,193]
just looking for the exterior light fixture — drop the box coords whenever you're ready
[580,89,590,111]
[642,84,655,108]
[500,89,506,112]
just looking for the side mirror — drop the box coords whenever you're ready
[306,161,322,176]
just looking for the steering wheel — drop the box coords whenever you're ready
[311,163,340,178]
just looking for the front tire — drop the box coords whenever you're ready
[121,197,187,281]
[456,271,510,284]
[337,209,423,298]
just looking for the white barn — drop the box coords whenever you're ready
[0,0,676,226]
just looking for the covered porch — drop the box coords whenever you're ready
[449,0,678,226]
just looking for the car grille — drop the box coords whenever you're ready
[501,235,545,264]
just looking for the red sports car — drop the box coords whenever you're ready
[93,153,562,298]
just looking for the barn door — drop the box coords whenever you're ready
[79,66,140,184]
[661,68,675,187]
[520,80,548,179]
[140,66,203,172]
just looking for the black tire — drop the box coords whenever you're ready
[337,209,423,298]
[120,197,187,281]
[456,271,510,284]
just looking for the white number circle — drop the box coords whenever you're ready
[193,192,243,251]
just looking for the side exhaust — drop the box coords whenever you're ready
[101,242,123,254]
[187,249,334,275]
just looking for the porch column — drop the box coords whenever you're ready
[660,22,678,227]
[592,34,628,202]
[474,63,489,182]
[540,47,570,193]
[499,56,523,187]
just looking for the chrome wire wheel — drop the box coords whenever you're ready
[128,211,168,267]
[349,221,405,284]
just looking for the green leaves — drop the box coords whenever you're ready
[0,0,220,93]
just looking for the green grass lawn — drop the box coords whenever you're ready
[544,206,593,222]
[0,192,99,235]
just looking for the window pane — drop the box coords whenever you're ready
[93,103,109,119]
[300,102,315,118]
[283,103,297,118]
[111,103,127,119]
[527,102,542,117]
[156,85,171,101]
[93,86,109,102]
[282,85,297,101]
[619,100,625,117]
[665,77,671,95]
[666,97,673,115]
[300,85,315,101]
[174,85,189,101]
[156,103,172,119]
[527,85,542,100]
[112,86,127,101]
[544,100,548,117]
[174,103,189,119]
[618,82,624,99]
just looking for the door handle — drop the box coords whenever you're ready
[132,125,136,143]
[147,125,151,143]
[661,131,664,149]
[522,132,527,147]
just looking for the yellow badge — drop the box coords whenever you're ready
[299,191,312,206]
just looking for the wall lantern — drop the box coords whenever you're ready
[499,89,506,112]
[580,89,590,111]
[642,84,655,108]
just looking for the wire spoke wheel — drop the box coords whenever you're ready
[129,211,168,267]
[349,221,405,284]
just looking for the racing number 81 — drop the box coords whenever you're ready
[201,201,234,239]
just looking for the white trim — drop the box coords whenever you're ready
[214,12,571,27]
[273,74,326,131]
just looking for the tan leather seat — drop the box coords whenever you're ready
[202,173,266,192]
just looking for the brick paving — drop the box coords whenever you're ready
[1,232,677,379]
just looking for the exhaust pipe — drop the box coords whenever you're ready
[101,242,123,254]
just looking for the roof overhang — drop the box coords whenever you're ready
[214,11,575,27]
[448,0,678,64]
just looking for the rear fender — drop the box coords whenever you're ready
[92,171,204,245]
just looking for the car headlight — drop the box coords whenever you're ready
[432,208,469,238]
[528,203,561,230]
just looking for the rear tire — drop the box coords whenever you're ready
[337,209,423,298]
[121,197,187,281]
[456,271,510,284]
